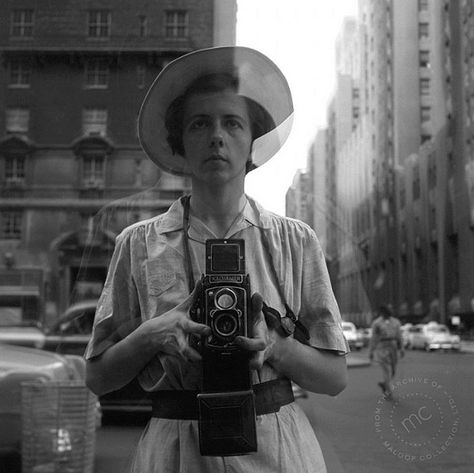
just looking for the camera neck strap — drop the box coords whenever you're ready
[181,195,195,293]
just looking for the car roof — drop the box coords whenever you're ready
[47,299,98,331]
[0,342,68,368]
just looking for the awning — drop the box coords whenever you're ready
[0,286,40,297]
[448,295,461,314]
[430,298,440,311]
[413,300,425,316]
[399,302,409,317]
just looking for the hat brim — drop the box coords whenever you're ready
[138,46,294,176]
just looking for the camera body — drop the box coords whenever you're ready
[201,239,250,352]
[191,239,257,456]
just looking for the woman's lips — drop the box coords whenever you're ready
[205,154,226,163]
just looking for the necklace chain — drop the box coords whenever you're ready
[185,199,247,244]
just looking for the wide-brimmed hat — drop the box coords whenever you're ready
[138,46,294,176]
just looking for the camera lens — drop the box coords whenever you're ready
[213,311,238,338]
[215,289,236,309]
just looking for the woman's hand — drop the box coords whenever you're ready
[141,281,210,362]
[234,292,280,370]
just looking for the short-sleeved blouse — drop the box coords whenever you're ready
[85,197,349,472]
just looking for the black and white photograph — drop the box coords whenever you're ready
[0,1,473,472]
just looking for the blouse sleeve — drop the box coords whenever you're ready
[298,226,350,355]
[84,228,141,360]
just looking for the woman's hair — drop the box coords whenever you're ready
[165,72,276,172]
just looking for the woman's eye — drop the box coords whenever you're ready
[189,119,208,130]
[225,119,242,129]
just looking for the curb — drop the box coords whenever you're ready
[461,341,474,353]
[347,354,371,368]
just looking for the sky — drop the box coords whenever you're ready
[235,0,358,215]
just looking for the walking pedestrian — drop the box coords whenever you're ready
[369,305,404,399]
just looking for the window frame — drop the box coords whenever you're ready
[4,155,26,184]
[82,108,108,137]
[84,59,109,89]
[82,154,106,187]
[164,10,189,39]
[419,22,429,40]
[139,15,147,37]
[137,64,146,89]
[87,10,111,39]
[8,59,31,88]
[0,211,23,240]
[420,78,430,96]
[420,105,431,123]
[10,9,34,38]
[5,108,30,135]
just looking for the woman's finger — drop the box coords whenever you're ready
[251,292,263,315]
[184,318,211,335]
[182,345,202,362]
[234,335,266,351]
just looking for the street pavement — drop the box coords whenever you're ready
[93,348,473,473]
[300,348,474,473]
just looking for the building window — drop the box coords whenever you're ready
[428,161,437,189]
[88,10,111,38]
[11,10,34,38]
[82,109,107,136]
[85,59,109,88]
[5,156,25,183]
[165,10,188,39]
[1,212,22,240]
[419,50,430,68]
[139,15,147,37]
[400,186,406,209]
[420,78,430,95]
[83,155,105,187]
[421,106,431,123]
[419,22,429,39]
[5,108,30,135]
[9,59,31,88]
[419,0,429,11]
[137,65,146,89]
[413,165,421,199]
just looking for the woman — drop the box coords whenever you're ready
[85,46,348,472]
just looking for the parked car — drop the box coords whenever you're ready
[0,342,99,468]
[400,323,413,348]
[43,299,98,356]
[342,321,364,350]
[0,299,150,415]
[408,322,461,351]
[356,327,372,347]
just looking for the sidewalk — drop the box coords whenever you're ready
[461,340,474,353]
[346,351,370,367]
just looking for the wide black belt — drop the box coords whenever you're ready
[151,378,294,420]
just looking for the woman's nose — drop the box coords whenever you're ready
[210,122,224,148]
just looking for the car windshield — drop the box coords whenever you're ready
[427,326,449,333]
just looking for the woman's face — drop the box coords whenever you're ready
[182,89,253,185]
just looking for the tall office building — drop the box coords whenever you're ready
[303,0,474,328]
